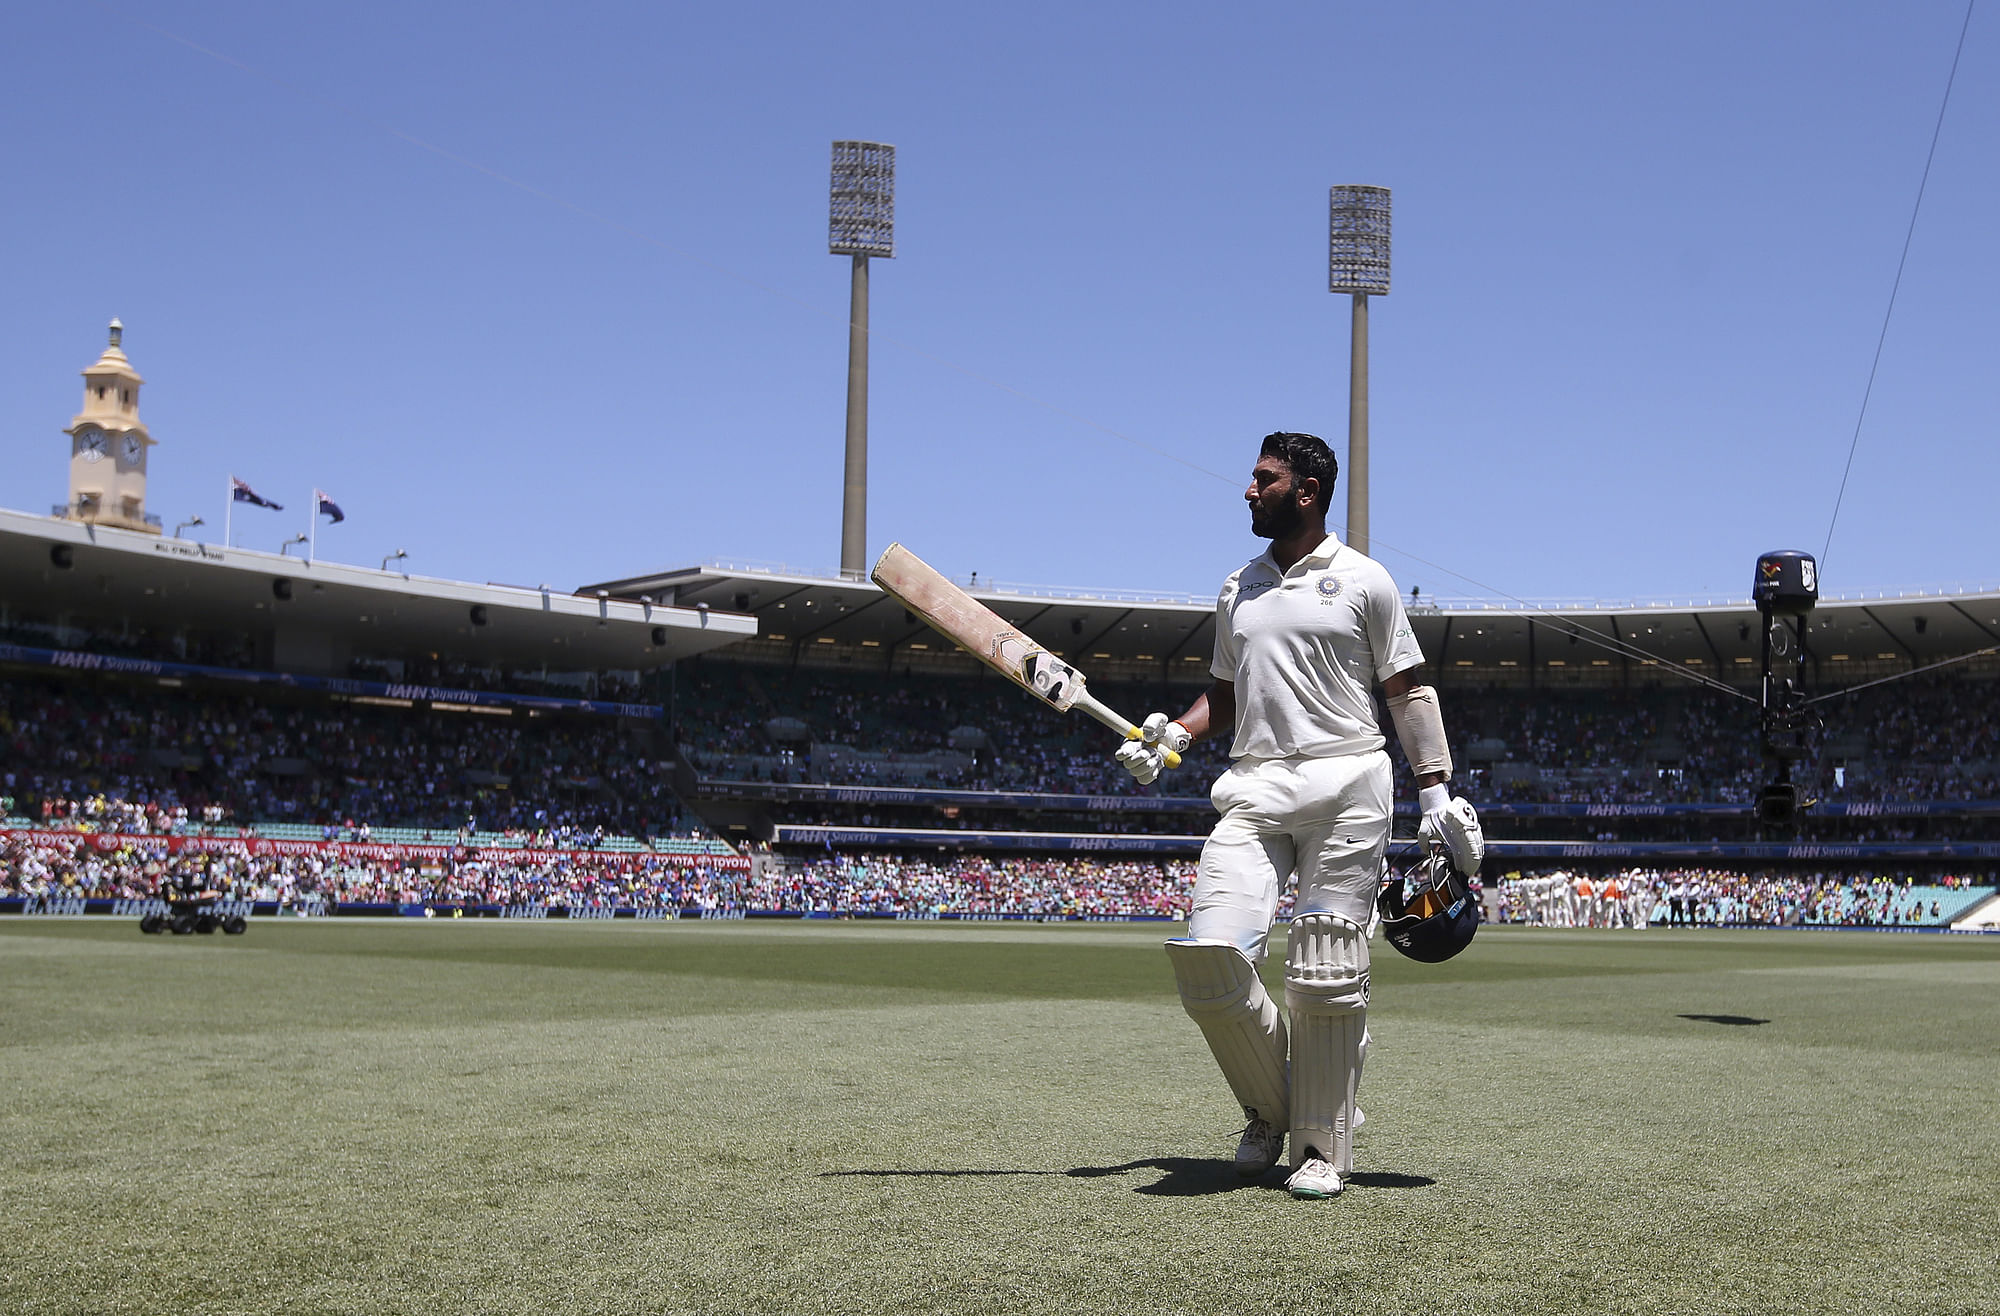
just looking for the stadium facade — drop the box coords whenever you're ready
[5,325,1998,927]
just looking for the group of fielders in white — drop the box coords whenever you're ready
[1501,871,1658,928]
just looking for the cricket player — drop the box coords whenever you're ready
[1117,432,1479,1200]
[1626,870,1655,929]
[1599,874,1623,929]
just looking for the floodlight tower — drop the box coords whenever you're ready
[1328,185,1390,557]
[830,140,896,580]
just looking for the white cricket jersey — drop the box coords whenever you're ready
[1211,533,1425,760]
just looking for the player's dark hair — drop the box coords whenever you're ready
[1259,432,1338,511]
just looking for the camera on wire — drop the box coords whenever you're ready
[1752,550,1818,827]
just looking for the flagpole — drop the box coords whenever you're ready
[308,490,316,564]
[224,474,233,548]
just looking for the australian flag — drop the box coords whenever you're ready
[230,477,282,511]
[315,489,346,525]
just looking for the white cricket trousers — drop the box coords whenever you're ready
[1189,750,1393,963]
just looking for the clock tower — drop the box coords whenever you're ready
[63,319,159,534]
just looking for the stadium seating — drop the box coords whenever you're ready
[8,819,1988,928]
[7,646,2000,919]
[1,676,684,840]
[674,662,2000,806]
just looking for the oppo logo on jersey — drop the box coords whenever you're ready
[1233,575,1346,607]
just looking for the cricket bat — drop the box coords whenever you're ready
[871,542,1180,768]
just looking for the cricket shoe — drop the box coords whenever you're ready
[1235,1118,1285,1178]
[1286,1153,1343,1200]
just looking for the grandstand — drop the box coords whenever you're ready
[5,491,2000,927]
[0,503,755,916]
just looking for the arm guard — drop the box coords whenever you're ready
[1386,684,1453,780]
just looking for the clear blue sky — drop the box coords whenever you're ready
[3,1,1991,605]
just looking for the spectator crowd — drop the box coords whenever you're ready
[7,660,2000,837]
[1,831,740,912]
[679,664,2000,805]
[1499,868,1987,928]
[742,853,1194,916]
[1,679,682,842]
[5,655,2000,921]
[8,826,1989,929]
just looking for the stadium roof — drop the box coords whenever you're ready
[587,558,2000,688]
[0,508,755,672]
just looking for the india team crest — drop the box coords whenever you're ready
[1317,576,1343,598]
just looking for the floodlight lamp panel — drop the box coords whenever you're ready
[830,140,896,258]
[1328,183,1391,295]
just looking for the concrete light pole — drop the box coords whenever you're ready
[1328,185,1391,557]
[829,141,896,580]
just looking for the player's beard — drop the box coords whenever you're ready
[1250,498,1304,540]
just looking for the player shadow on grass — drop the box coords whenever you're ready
[1677,1013,1771,1026]
[1070,1159,1435,1196]
[823,1161,1435,1197]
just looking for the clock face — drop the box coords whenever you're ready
[76,428,107,462]
[121,434,144,463]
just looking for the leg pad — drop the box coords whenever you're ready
[1164,938,1289,1128]
[1285,913,1368,1175]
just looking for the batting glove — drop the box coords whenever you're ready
[1115,738,1167,785]
[1140,713,1193,756]
[1418,784,1484,876]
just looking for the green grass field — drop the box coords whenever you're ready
[2,918,1996,1316]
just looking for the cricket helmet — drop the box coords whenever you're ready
[1377,845,1480,964]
